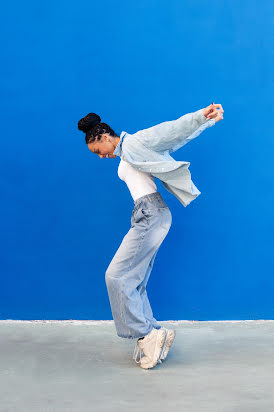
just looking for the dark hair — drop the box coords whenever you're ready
[78,112,118,144]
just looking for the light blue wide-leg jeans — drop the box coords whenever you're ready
[105,192,172,339]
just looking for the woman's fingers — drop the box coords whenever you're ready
[214,112,224,123]
[203,104,214,118]
[207,103,224,114]
[207,109,219,118]
[203,103,224,120]
[213,103,224,113]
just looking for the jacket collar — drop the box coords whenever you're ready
[113,131,127,157]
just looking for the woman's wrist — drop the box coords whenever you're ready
[195,108,209,125]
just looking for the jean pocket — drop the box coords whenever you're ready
[138,208,152,222]
[131,207,151,226]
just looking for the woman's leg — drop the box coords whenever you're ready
[138,207,172,329]
[137,248,161,330]
[105,205,171,339]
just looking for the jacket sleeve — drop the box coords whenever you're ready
[133,108,215,154]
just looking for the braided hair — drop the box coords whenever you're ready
[78,113,118,144]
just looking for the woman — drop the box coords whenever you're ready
[78,103,224,369]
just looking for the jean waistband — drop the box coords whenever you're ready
[133,192,167,211]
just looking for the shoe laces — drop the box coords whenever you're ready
[132,341,144,364]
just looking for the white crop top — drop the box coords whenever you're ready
[118,158,157,201]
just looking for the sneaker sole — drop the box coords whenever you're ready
[139,329,167,369]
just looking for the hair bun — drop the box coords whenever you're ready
[78,113,101,133]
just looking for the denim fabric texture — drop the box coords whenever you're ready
[105,192,172,339]
[113,108,215,207]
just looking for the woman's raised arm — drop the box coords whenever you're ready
[133,103,224,154]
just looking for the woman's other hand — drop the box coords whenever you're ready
[203,102,224,123]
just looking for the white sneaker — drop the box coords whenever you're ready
[133,328,167,369]
[158,328,176,362]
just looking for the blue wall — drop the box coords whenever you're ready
[1,1,273,320]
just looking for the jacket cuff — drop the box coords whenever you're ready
[195,108,211,126]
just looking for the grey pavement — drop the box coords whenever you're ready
[0,320,273,412]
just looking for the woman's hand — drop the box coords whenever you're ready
[203,102,224,123]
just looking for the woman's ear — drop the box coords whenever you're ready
[101,133,109,143]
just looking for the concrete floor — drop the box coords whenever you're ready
[0,320,273,412]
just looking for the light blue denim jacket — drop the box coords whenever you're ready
[113,108,215,207]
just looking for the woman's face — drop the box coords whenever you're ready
[87,134,118,159]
